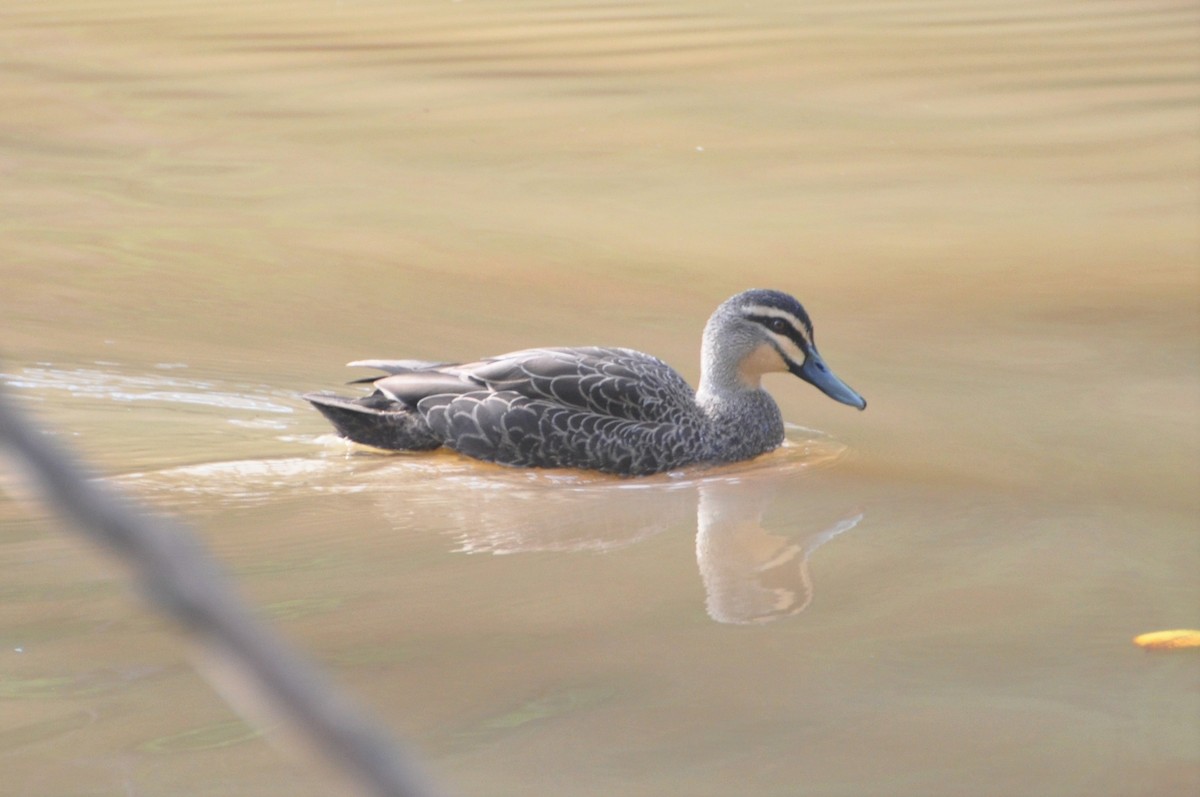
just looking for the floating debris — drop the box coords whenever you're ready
[1133,629,1200,650]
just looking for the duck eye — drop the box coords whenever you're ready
[767,318,789,334]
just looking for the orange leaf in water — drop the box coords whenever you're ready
[1133,630,1200,650]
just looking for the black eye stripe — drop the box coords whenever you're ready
[746,314,811,350]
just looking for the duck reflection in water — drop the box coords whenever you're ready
[118,430,863,625]
[371,434,863,625]
[694,471,863,625]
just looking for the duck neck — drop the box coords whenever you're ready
[696,355,744,407]
[696,316,766,405]
[696,334,785,460]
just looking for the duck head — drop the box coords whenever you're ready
[699,289,867,410]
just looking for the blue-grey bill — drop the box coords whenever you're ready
[797,352,867,410]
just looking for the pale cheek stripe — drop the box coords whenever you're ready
[771,334,807,366]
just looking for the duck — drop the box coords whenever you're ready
[304,289,866,476]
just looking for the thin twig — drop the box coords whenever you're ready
[0,383,444,797]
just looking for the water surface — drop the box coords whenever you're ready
[1,1,1197,795]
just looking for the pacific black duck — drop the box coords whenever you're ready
[305,289,865,475]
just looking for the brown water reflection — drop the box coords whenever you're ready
[113,424,861,626]
[2,0,1198,794]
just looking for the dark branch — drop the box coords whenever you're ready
[0,383,445,797]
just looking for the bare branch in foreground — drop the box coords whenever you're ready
[0,384,445,797]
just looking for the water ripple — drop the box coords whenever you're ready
[2,365,294,415]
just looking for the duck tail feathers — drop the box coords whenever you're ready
[303,391,443,451]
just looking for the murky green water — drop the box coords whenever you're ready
[2,1,1197,795]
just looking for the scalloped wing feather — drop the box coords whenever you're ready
[420,390,703,475]
[451,347,696,423]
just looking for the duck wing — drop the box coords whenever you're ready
[371,370,483,405]
[345,359,450,384]
[444,346,697,423]
[363,346,696,422]
[419,390,703,475]
[347,347,705,473]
